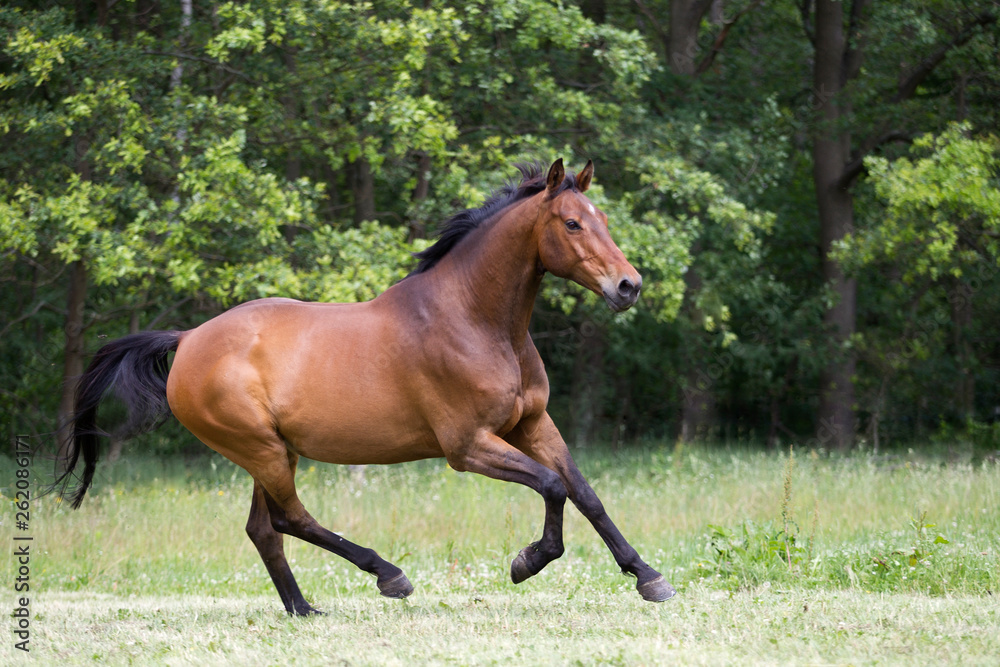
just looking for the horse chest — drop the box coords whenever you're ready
[449,354,528,435]
[489,356,546,437]
[498,393,525,436]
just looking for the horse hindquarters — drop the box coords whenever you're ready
[166,328,414,611]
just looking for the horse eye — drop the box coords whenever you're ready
[565,219,581,231]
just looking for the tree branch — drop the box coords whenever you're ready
[842,0,872,83]
[892,12,997,103]
[0,300,50,338]
[693,0,715,23]
[695,0,765,77]
[633,0,670,57]
[800,0,816,46]
[143,51,256,84]
[145,297,193,331]
[840,11,996,187]
[839,131,914,188]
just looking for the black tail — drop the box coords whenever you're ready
[58,330,182,509]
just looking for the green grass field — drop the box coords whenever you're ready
[2,442,999,664]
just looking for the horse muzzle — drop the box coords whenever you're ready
[602,275,642,312]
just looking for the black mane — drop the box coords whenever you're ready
[410,163,580,275]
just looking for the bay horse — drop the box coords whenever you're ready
[61,159,676,615]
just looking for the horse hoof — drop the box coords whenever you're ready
[636,575,676,602]
[378,572,414,599]
[290,605,325,617]
[510,547,535,584]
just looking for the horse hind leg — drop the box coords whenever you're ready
[245,481,320,616]
[167,356,409,605]
[249,447,414,601]
[190,412,412,608]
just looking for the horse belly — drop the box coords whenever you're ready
[267,331,442,465]
[280,391,443,465]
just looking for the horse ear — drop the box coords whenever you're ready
[546,159,565,193]
[577,160,594,192]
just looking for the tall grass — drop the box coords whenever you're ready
[3,442,997,602]
[2,442,999,665]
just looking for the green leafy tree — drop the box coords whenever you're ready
[838,124,1000,440]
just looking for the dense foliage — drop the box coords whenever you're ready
[2,0,999,452]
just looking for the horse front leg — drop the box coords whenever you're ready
[444,430,568,583]
[506,412,676,602]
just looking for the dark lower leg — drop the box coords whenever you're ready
[245,484,319,615]
[261,490,412,598]
[510,474,566,583]
[562,465,675,601]
[449,433,568,583]
[508,414,674,601]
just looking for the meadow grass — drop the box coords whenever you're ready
[1,441,998,664]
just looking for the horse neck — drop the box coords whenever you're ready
[431,197,543,344]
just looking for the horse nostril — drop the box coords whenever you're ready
[618,278,635,299]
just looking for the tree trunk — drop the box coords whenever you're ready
[169,0,192,210]
[952,79,973,423]
[681,370,715,442]
[664,0,720,438]
[96,0,109,29]
[611,376,631,451]
[57,260,87,462]
[950,279,974,421]
[58,131,93,462]
[581,0,606,23]
[812,0,856,450]
[282,46,301,244]
[283,45,300,183]
[668,0,712,75]
[767,394,781,448]
[350,157,376,225]
[321,161,343,221]
[169,0,193,98]
[408,151,432,241]
[571,321,606,448]
[135,0,162,37]
[678,263,716,442]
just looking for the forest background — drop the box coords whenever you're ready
[2,0,1000,457]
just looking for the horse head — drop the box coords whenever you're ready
[534,159,642,313]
